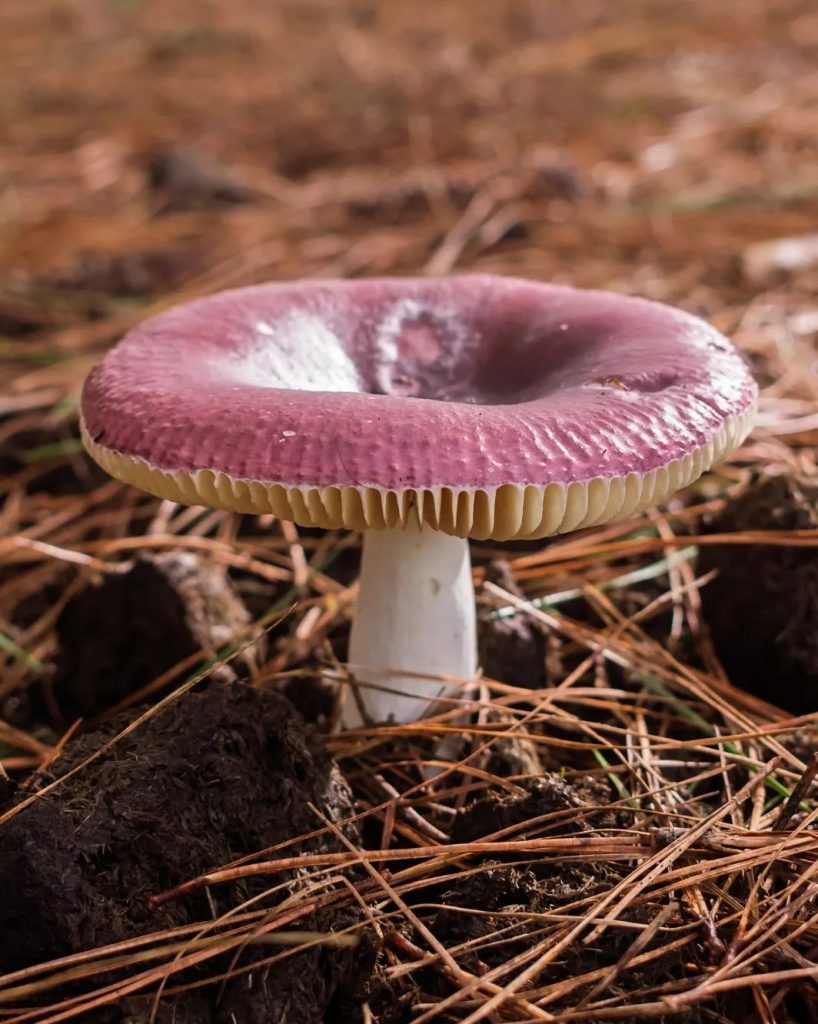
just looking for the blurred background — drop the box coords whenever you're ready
[4,0,818,334]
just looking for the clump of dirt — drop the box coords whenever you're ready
[478,560,545,689]
[0,682,368,1022]
[53,551,263,719]
[430,864,600,971]
[699,473,818,714]
[417,779,615,999]
[415,779,713,1019]
[442,778,611,946]
[451,774,590,844]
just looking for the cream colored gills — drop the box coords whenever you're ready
[81,405,753,541]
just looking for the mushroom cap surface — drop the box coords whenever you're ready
[81,275,757,540]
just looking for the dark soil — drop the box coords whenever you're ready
[422,779,721,1024]
[443,777,615,917]
[450,774,590,844]
[0,682,371,1023]
[53,551,262,720]
[417,780,629,1008]
[478,560,546,691]
[699,473,818,715]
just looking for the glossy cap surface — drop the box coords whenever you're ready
[81,275,757,539]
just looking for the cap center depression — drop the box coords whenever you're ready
[232,295,651,406]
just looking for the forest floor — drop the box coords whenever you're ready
[2,1,818,1021]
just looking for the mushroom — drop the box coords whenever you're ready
[80,275,757,727]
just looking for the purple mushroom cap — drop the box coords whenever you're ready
[81,274,757,540]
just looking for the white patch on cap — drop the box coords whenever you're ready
[228,312,360,392]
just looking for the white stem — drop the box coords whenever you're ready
[342,520,477,727]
